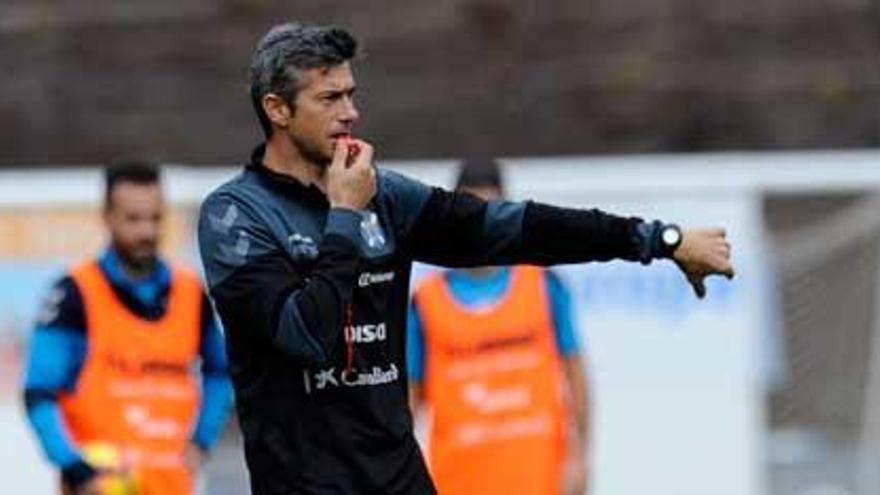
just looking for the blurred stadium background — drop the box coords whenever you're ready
[2,1,880,494]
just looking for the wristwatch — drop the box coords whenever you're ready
[659,224,683,257]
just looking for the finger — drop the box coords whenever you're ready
[724,264,735,279]
[329,138,349,170]
[349,139,374,169]
[368,167,378,196]
[711,227,727,238]
[714,258,735,279]
[689,274,707,299]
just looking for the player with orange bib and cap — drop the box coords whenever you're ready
[22,162,233,495]
[409,158,590,495]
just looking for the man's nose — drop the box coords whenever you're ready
[138,219,161,240]
[340,96,359,123]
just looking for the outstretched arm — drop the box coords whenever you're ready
[385,172,734,297]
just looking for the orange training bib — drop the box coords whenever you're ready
[61,260,202,495]
[416,266,566,495]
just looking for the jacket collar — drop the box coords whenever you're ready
[246,143,329,207]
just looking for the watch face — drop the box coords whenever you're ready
[662,227,681,246]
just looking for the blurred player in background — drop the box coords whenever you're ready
[408,158,590,495]
[22,162,233,495]
[198,22,732,495]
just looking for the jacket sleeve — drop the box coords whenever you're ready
[381,170,667,267]
[198,192,363,368]
[21,277,97,485]
[190,292,234,452]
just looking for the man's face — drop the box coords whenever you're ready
[287,62,359,166]
[104,182,163,271]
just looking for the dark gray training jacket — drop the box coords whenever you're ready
[198,144,669,495]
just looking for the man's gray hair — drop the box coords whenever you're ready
[249,23,358,136]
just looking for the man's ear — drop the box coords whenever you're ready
[262,93,293,129]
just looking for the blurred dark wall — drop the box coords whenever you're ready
[2,0,880,166]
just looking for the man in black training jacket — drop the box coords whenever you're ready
[197,22,735,495]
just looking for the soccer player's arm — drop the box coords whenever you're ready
[189,292,234,456]
[406,297,427,416]
[198,192,362,367]
[546,270,590,495]
[21,277,97,488]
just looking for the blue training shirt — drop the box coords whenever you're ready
[407,267,581,382]
[22,247,233,472]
